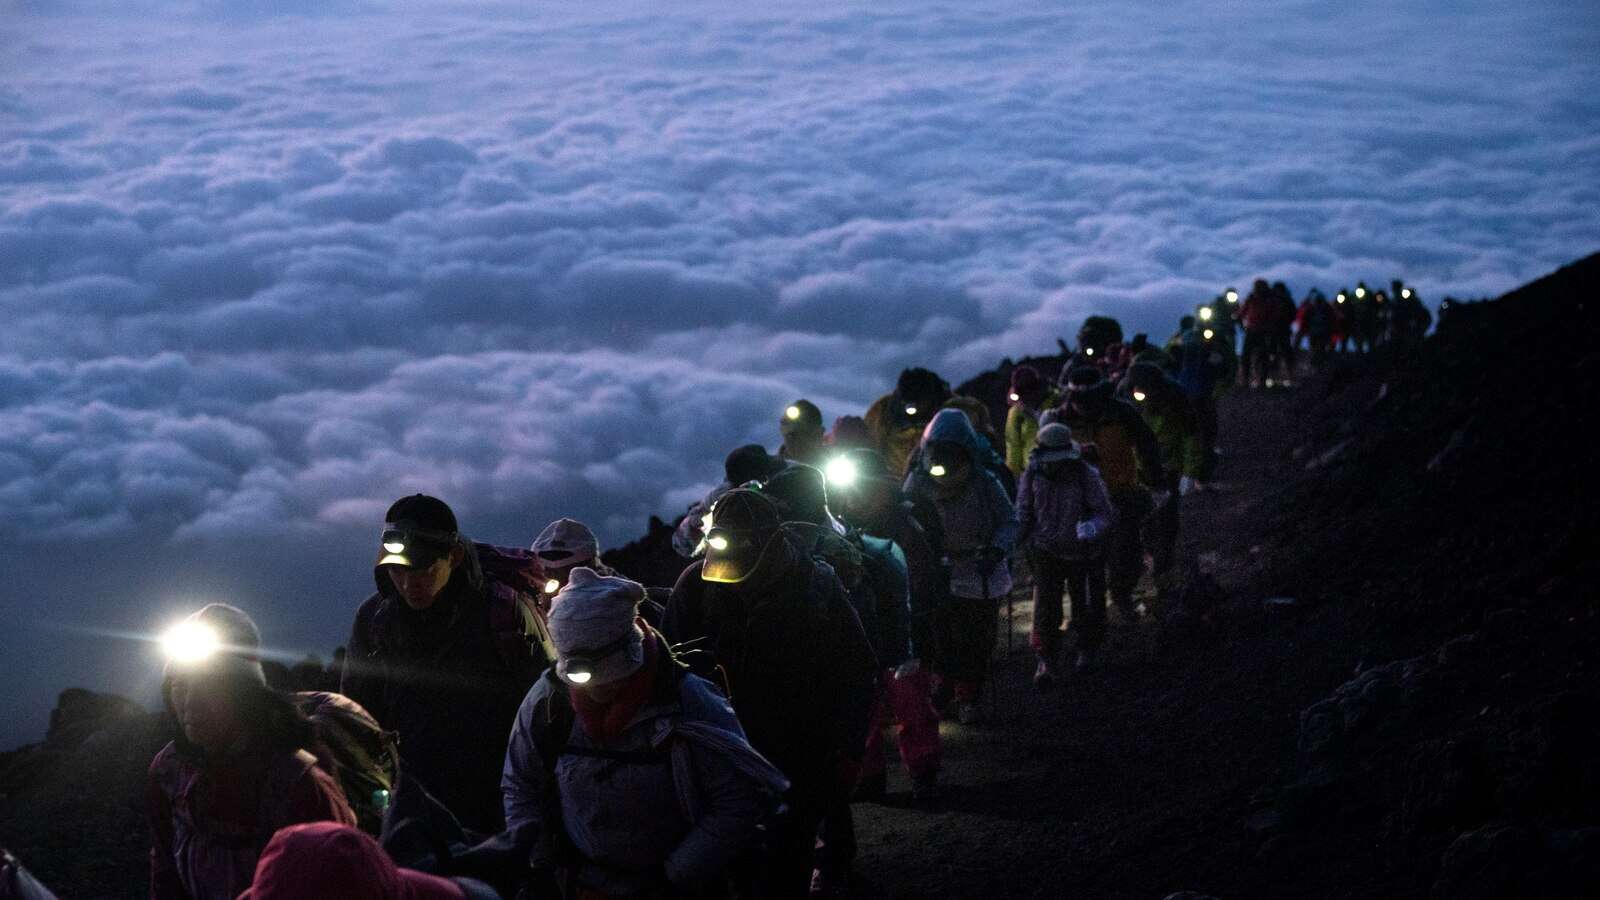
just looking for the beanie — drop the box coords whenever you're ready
[547,568,645,687]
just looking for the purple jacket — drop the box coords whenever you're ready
[1014,458,1116,561]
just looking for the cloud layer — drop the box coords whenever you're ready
[2,0,1596,742]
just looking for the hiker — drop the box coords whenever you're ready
[1238,279,1274,387]
[1269,281,1298,383]
[1044,366,1163,622]
[663,489,877,900]
[236,822,498,900]
[778,399,827,467]
[1301,290,1336,369]
[826,415,872,451]
[1123,363,1202,602]
[341,494,545,834]
[672,444,790,559]
[903,409,1019,725]
[502,568,786,900]
[864,368,951,477]
[148,604,357,900]
[532,516,665,627]
[1003,365,1055,477]
[1016,424,1116,685]
[758,463,933,894]
[829,449,944,801]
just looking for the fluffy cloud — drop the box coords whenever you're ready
[1,0,1596,742]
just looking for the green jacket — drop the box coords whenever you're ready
[1003,392,1058,476]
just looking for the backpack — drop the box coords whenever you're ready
[473,543,558,678]
[294,691,401,836]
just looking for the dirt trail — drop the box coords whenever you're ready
[854,377,1347,900]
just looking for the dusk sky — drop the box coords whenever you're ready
[2,0,1596,746]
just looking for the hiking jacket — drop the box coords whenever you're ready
[1015,457,1116,562]
[1240,291,1273,332]
[1041,387,1162,494]
[1004,398,1053,477]
[146,742,355,900]
[1123,366,1204,481]
[852,534,914,669]
[342,547,537,834]
[661,543,877,794]
[501,634,786,897]
[854,501,942,661]
[903,410,1019,600]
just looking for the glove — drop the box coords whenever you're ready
[1179,475,1197,496]
[1075,520,1100,542]
[975,546,1005,577]
[894,658,921,680]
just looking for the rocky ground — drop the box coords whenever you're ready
[4,254,1596,898]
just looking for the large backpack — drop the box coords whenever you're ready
[294,691,401,836]
[473,542,558,678]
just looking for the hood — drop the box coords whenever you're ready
[920,408,988,461]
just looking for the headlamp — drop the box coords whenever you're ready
[1226,290,1238,303]
[929,464,947,478]
[1085,347,1094,357]
[1009,392,1021,403]
[1203,329,1215,340]
[785,405,802,421]
[1402,288,1412,299]
[543,578,561,595]
[1355,287,1366,298]
[1133,390,1147,402]
[559,632,634,686]
[825,456,859,488]
[383,541,406,554]
[1199,307,1213,321]
[707,535,730,552]
[904,405,918,417]
[162,621,221,665]
[1337,294,1346,303]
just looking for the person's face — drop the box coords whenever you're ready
[387,553,456,610]
[169,673,240,753]
[1068,390,1104,418]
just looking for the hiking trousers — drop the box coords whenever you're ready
[1106,488,1154,609]
[1029,552,1107,659]
[860,668,942,780]
[935,595,998,702]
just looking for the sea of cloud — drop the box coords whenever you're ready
[1,0,1596,742]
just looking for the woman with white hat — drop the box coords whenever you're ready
[1015,424,1116,688]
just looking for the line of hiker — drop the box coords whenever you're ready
[140,283,1436,900]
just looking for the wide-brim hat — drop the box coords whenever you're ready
[1034,423,1081,463]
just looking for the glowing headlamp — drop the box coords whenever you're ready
[1337,293,1346,304]
[1401,288,1412,299]
[825,456,859,488]
[785,405,802,421]
[904,405,918,417]
[1133,390,1147,402]
[707,535,730,552]
[543,578,561,595]
[1355,287,1366,298]
[383,541,406,554]
[559,632,634,686]
[1226,290,1239,303]
[1009,392,1021,403]
[162,621,221,665]
[1085,347,1094,357]
[1203,329,1215,340]
[1199,307,1213,321]
[929,464,948,478]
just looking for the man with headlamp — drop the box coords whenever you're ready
[664,488,877,900]
[342,494,542,835]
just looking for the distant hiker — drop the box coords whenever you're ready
[903,409,1019,725]
[829,449,945,801]
[236,822,497,900]
[826,414,872,451]
[1389,280,1431,347]
[1269,280,1298,383]
[663,489,877,900]
[672,444,790,559]
[1003,364,1055,477]
[1238,279,1274,387]
[1124,363,1202,602]
[778,398,827,467]
[502,568,786,900]
[341,494,546,834]
[1300,290,1336,368]
[1016,424,1116,685]
[1044,366,1162,622]
[148,604,357,900]
[864,368,951,477]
